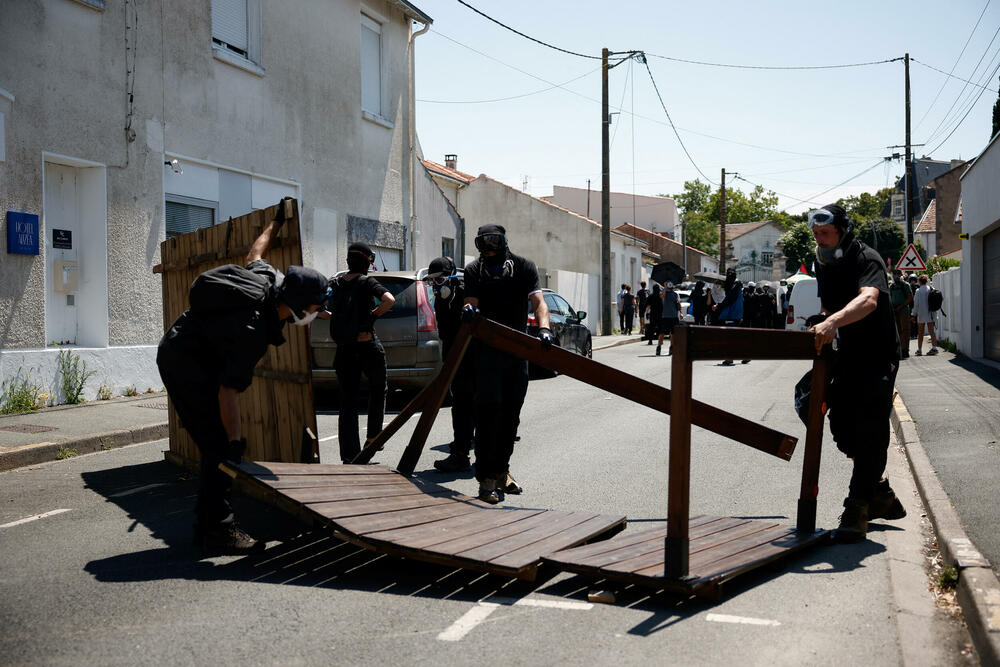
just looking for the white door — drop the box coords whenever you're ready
[45,163,79,345]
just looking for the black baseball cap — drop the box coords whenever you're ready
[279,265,329,314]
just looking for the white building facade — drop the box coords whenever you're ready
[546,185,678,239]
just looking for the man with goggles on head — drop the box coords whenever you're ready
[326,242,395,464]
[460,224,551,504]
[424,257,477,474]
[808,203,905,543]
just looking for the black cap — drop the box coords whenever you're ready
[279,265,328,315]
[426,256,455,280]
[476,223,506,236]
[348,242,374,260]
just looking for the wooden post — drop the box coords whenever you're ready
[797,351,831,533]
[666,324,693,578]
[300,426,319,464]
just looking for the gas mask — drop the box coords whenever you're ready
[436,284,452,300]
[347,251,373,274]
[808,207,854,267]
[290,308,319,327]
[481,255,514,280]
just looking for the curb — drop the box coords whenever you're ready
[592,337,642,352]
[892,394,1000,666]
[0,423,169,472]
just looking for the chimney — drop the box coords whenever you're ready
[445,154,457,170]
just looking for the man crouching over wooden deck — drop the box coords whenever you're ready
[157,205,329,555]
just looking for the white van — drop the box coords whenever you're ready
[786,277,823,331]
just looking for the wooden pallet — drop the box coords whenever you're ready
[222,460,627,580]
[543,516,833,599]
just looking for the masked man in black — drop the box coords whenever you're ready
[808,203,905,543]
[157,211,329,555]
[461,224,551,503]
[425,256,477,473]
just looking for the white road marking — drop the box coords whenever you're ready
[705,613,781,627]
[317,435,338,442]
[0,508,72,529]
[108,483,169,498]
[438,597,592,641]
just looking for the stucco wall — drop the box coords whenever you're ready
[729,224,783,266]
[549,185,678,237]
[413,165,463,270]
[932,165,965,256]
[959,139,1000,358]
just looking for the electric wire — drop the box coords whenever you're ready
[454,0,600,59]
[771,160,889,211]
[924,45,1000,149]
[914,0,993,129]
[911,57,999,94]
[926,55,1000,154]
[417,67,599,104]
[609,60,631,149]
[644,51,902,70]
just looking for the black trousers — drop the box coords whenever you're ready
[472,345,529,482]
[156,343,233,528]
[623,308,635,334]
[335,339,387,463]
[448,353,477,457]
[828,361,899,501]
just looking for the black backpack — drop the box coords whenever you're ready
[188,264,271,314]
[928,287,944,313]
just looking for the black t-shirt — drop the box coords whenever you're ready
[434,280,466,349]
[464,252,541,332]
[637,288,649,311]
[815,240,899,366]
[329,274,389,344]
[159,259,286,392]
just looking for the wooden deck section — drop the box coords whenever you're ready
[222,460,627,580]
[543,516,833,599]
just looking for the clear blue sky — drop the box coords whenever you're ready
[414,0,1000,214]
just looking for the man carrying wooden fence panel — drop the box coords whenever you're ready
[157,205,329,555]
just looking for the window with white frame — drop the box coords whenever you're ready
[165,196,217,239]
[361,14,383,117]
[212,0,262,70]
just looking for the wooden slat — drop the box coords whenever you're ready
[337,499,489,535]
[490,514,627,568]
[310,491,459,520]
[436,510,584,557]
[366,507,549,549]
[631,522,785,577]
[264,474,414,489]
[237,462,394,476]
[666,324,693,577]
[280,483,430,505]
[687,326,820,361]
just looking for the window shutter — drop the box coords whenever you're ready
[212,0,248,53]
[360,16,382,114]
[166,201,215,238]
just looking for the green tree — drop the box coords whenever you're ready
[836,188,894,222]
[993,74,1000,139]
[778,222,815,274]
[855,217,905,266]
[669,179,786,254]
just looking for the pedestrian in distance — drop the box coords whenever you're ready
[645,283,663,344]
[327,243,396,464]
[621,285,636,336]
[616,283,627,333]
[807,203,906,543]
[712,268,748,365]
[636,282,649,336]
[778,280,790,329]
[889,269,914,359]
[461,224,551,504]
[426,257,477,474]
[690,280,709,326]
[656,281,681,356]
[157,206,330,555]
[912,274,939,356]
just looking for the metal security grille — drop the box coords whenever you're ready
[165,201,214,239]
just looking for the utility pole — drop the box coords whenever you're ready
[586,178,591,219]
[719,168,728,273]
[601,47,612,336]
[904,52,914,247]
[680,218,688,277]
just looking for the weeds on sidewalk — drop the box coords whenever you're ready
[124,386,139,397]
[55,445,77,459]
[97,384,113,401]
[1,370,42,414]
[57,347,96,404]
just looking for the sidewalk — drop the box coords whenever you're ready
[0,393,169,471]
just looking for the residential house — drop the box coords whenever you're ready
[545,185,678,239]
[0,0,453,399]
[957,131,1000,362]
[913,160,967,258]
[723,220,786,283]
[613,223,719,277]
[887,157,961,235]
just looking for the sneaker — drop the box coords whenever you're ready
[869,479,906,521]
[198,522,266,556]
[721,360,735,366]
[477,479,502,505]
[499,473,523,495]
[655,345,662,356]
[741,359,751,364]
[434,453,471,473]
[835,498,869,543]
[647,340,653,346]
[927,347,938,356]
[914,350,922,356]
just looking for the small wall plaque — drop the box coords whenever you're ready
[6,211,40,255]
[53,229,72,249]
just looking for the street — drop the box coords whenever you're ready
[0,343,972,665]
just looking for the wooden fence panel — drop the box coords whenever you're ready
[154,199,318,467]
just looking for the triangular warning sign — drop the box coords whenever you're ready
[898,243,926,271]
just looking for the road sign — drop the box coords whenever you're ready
[898,243,926,271]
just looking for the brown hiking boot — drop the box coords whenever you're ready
[198,522,266,556]
[868,479,906,520]
[498,472,523,495]
[477,479,502,505]
[836,498,869,543]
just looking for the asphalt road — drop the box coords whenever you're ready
[0,343,971,665]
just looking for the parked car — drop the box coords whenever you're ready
[311,271,442,391]
[786,277,823,331]
[527,289,593,374]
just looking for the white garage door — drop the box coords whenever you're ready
[371,246,402,272]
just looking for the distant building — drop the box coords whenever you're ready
[724,220,786,283]
[888,157,963,235]
[544,185,678,239]
[612,223,718,276]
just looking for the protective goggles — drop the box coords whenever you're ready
[807,208,838,228]
[348,249,375,263]
[474,233,506,252]
[431,273,458,286]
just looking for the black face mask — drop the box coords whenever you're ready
[347,252,372,274]
[481,253,514,280]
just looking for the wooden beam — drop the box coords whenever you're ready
[796,353,832,533]
[666,324,693,577]
[687,326,820,361]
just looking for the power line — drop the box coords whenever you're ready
[913,57,999,95]
[644,51,902,70]
[924,45,1000,148]
[914,0,993,129]
[774,160,889,211]
[454,0,600,60]
[926,56,1000,154]
[417,67,599,104]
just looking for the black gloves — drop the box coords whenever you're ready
[461,304,479,323]
[538,327,554,350]
[225,438,247,464]
[272,196,294,225]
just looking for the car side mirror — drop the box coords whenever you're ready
[575,310,587,321]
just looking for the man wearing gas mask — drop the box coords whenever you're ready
[157,208,329,555]
[461,224,551,504]
[327,242,396,464]
[808,203,904,543]
[425,257,477,474]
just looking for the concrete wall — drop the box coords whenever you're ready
[413,164,463,270]
[932,165,965,256]
[549,269,600,334]
[548,185,678,238]
[959,137,1000,359]
[934,266,962,346]
[0,0,437,397]
[457,177,645,334]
